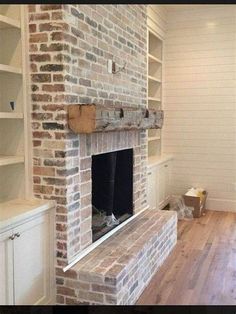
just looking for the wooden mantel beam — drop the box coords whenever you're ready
[68,104,164,134]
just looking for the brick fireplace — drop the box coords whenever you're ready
[29,3,148,260]
[28,4,177,305]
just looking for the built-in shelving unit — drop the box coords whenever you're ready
[147,28,163,158]
[0,5,29,204]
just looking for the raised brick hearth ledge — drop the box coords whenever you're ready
[57,209,177,305]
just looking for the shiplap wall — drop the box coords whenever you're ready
[162,5,236,211]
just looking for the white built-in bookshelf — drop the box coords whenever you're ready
[147,28,163,158]
[0,5,29,204]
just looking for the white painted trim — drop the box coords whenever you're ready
[22,5,32,198]
[49,207,56,305]
[63,206,149,272]
[206,198,236,212]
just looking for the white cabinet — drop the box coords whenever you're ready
[0,210,54,305]
[147,157,172,210]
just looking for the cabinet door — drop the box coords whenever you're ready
[147,166,157,210]
[0,229,14,305]
[13,213,51,305]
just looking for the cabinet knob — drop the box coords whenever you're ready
[148,172,152,175]
[164,164,168,168]
[15,232,20,238]
[9,235,15,240]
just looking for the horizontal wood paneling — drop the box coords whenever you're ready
[164,65,235,76]
[163,132,235,141]
[164,109,235,117]
[165,33,235,47]
[165,72,235,82]
[165,41,235,53]
[163,95,235,103]
[164,144,235,154]
[166,51,235,62]
[163,6,236,210]
[166,24,236,38]
[166,5,236,22]
[165,80,235,89]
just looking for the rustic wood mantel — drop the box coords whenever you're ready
[68,104,164,134]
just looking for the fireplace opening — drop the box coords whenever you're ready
[92,149,133,242]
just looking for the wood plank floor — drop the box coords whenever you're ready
[136,210,236,305]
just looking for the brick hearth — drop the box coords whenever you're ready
[56,210,177,305]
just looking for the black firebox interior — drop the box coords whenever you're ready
[92,148,133,241]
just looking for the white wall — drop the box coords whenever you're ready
[162,5,236,211]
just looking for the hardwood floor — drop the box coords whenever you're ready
[136,210,236,305]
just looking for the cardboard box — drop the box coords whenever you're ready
[182,190,208,218]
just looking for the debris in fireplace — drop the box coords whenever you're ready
[92,212,131,242]
[104,213,119,227]
[92,205,119,228]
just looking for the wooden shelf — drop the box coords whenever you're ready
[0,64,22,75]
[148,53,162,64]
[148,136,161,142]
[0,14,21,29]
[0,112,23,119]
[148,97,161,102]
[0,155,24,167]
[148,75,161,83]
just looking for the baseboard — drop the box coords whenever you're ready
[206,198,236,213]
